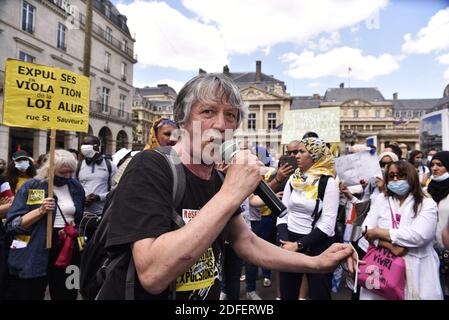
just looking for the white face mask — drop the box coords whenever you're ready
[81,144,97,158]
[431,172,449,182]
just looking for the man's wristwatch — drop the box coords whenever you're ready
[296,241,304,252]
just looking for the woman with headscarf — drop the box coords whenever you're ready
[143,118,177,151]
[276,137,338,300]
[427,151,449,299]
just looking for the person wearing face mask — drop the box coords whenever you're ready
[427,151,449,299]
[5,150,37,195]
[425,148,438,170]
[408,150,430,187]
[361,160,443,300]
[5,150,85,300]
[76,135,117,222]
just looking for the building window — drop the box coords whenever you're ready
[119,95,126,117]
[268,112,277,130]
[121,62,127,81]
[105,26,112,42]
[101,87,110,113]
[248,113,256,130]
[122,39,128,52]
[353,110,359,118]
[57,23,67,50]
[22,1,35,33]
[104,51,111,73]
[105,4,111,18]
[19,51,35,63]
[375,110,380,118]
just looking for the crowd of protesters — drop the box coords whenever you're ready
[0,74,448,301]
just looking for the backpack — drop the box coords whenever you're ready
[76,156,113,191]
[289,175,343,239]
[79,146,188,300]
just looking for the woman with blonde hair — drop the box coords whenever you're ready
[6,150,85,300]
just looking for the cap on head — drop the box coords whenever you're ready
[12,150,33,162]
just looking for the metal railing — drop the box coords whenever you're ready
[89,100,134,125]
[79,13,136,61]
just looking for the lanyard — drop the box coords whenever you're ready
[387,198,400,229]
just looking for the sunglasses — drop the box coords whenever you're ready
[157,119,177,128]
[388,172,407,180]
[286,150,299,156]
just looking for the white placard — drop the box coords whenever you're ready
[335,151,382,186]
[281,107,340,144]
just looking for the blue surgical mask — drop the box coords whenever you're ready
[387,180,410,196]
[54,175,72,187]
[15,160,30,172]
[431,172,449,182]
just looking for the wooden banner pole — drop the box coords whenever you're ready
[46,129,56,249]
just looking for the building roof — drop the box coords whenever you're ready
[390,98,441,110]
[94,0,132,37]
[323,87,385,102]
[209,72,286,92]
[136,84,177,98]
[291,96,320,109]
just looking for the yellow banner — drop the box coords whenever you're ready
[2,59,90,132]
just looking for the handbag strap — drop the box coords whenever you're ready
[55,201,69,226]
[387,198,399,229]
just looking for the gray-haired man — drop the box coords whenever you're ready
[99,74,355,300]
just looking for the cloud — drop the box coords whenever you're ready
[402,7,449,54]
[437,52,449,64]
[307,82,321,88]
[306,32,341,52]
[182,0,388,54]
[350,25,360,33]
[444,68,449,81]
[281,47,400,81]
[115,1,228,71]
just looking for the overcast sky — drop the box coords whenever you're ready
[113,0,449,99]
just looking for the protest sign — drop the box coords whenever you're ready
[335,151,382,186]
[2,59,90,247]
[3,59,89,132]
[281,107,340,144]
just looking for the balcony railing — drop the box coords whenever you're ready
[79,13,136,61]
[89,100,134,126]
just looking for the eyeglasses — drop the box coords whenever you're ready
[388,172,407,180]
[286,150,299,156]
[379,162,391,168]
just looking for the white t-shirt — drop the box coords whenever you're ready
[53,184,76,228]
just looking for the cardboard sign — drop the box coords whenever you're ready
[281,107,340,144]
[2,59,89,132]
[334,151,382,186]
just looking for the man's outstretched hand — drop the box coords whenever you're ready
[314,243,358,274]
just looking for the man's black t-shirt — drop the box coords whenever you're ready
[101,150,231,300]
